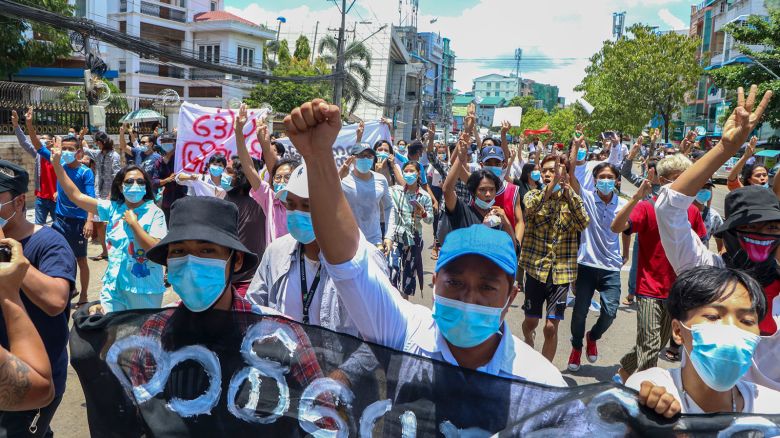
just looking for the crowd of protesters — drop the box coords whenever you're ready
[0,84,779,436]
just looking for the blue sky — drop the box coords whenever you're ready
[225,1,698,99]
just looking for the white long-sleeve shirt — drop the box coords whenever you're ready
[322,238,567,386]
[655,186,780,391]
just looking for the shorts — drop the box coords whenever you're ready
[52,216,88,258]
[522,271,568,320]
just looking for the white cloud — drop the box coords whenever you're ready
[225,0,686,101]
[658,8,687,30]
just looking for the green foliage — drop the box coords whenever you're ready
[293,35,311,62]
[0,0,74,79]
[277,40,292,66]
[709,9,780,127]
[318,35,372,116]
[510,107,579,144]
[507,95,538,114]
[576,24,701,140]
[514,108,547,138]
[246,58,331,114]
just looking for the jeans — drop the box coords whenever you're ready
[34,197,56,225]
[570,264,622,349]
[0,393,63,437]
[627,238,639,296]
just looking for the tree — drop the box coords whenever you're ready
[514,108,548,139]
[264,40,280,70]
[576,24,701,141]
[0,0,74,79]
[277,40,292,66]
[318,35,372,116]
[293,35,311,62]
[546,107,578,144]
[709,9,780,127]
[245,58,331,114]
[507,95,538,114]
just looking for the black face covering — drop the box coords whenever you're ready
[722,230,780,285]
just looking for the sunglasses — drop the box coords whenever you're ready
[123,178,146,185]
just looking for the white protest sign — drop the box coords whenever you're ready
[492,106,523,127]
[274,121,391,167]
[174,102,270,173]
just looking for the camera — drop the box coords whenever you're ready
[0,245,11,263]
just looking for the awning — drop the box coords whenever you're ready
[723,56,752,66]
[755,149,780,158]
[119,109,165,123]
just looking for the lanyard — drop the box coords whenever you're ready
[299,246,322,324]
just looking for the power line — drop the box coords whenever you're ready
[0,0,338,83]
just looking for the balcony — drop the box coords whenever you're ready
[191,68,228,80]
[140,1,187,23]
[139,61,186,79]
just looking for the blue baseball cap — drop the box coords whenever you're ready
[435,225,516,276]
[480,146,504,163]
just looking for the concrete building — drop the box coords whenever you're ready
[34,0,276,128]
[473,73,522,100]
[441,37,457,132]
[417,32,444,124]
[530,82,560,113]
[687,0,772,138]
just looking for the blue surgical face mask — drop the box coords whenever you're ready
[577,148,587,161]
[696,189,712,204]
[397,145,407,154]
[287,210,316,244]
[167,254,229,312]
[530,170,541,182]
[220,175,233,190]
[403,172,418,185]
[761,182,770,189]
[376,152,390,160]
[160,142,175,153]
[0,197,18,229]
[432,294,507,348]
[209,165,224,177]
[483,165,503,178]
[355,157,374,173]
[122,183,147,204]
[474,197,495,210]
[60,150,76,165]
[596,178,615,196]
[682,322,760,391]
[273,182,286,193]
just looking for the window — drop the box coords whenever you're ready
[237,46,254,67]
[210,1,217,11]
[75,0,87,17]
[486,82,492,89]
[189,86,222,98]
[198,44,220,64]
[119,21,126,33]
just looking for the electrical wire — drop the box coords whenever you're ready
[0,0,340,83]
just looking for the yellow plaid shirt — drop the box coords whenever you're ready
[519,189,590,285]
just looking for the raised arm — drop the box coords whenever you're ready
[726,136,755,187]
[234,104,263,191]
[610,179,652,233]
[23,107,44,152]
[672,86,772,197]
[621,141,645,188]
[258,121,277,174]
[568,134,586,195]
[500,121,511,161]
[0,239,54,411]
[442,135,470,213]
[355,121,365,144]
[50,144,98,214]
[11,110,37,158]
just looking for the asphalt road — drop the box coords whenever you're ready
[45,177,732,437]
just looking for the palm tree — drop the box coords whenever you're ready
[318,35,372,116]
[264,40,281,70]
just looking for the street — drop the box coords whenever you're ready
[46,177,732,437]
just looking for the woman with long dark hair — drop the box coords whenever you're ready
[51,150,167,313]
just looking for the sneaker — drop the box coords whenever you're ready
[567,348,582,371]
[586,331,598,363]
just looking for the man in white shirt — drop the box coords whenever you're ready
[603,135,628,168]
[281,98,566,385]
[341,143,393,248]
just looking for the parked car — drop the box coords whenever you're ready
[713,156,739,183]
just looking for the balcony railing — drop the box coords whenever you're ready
[139,62,186,79]
[191,69,227,80]
[140,1,187,23]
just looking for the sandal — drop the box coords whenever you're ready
[89,254,108,261]
[431,247,440,260]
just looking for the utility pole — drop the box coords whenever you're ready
[83,34,92,130]
[414,68,425,140]
[311,21,319,64]
[332,0,356,109]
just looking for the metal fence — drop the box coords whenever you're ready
[0,82,157,135]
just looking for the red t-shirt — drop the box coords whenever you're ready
[36,159,57,201]
[629,197,706,299]
[760,279,780,336]
[494,182,520,230]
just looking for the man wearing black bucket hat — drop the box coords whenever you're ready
[655,85,780,391]
[127,196,324,395]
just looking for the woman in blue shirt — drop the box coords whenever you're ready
[51,147,168,313]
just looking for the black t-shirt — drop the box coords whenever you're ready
[0,226,76,396]
[226,191,266,282]
[439,197,486,243]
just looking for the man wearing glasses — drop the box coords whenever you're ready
[119,127,165,190]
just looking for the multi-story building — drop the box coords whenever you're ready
[530,82,560,113]
[417,32,444,124]
[473,73,522,100]
[24,0,276,127]
[687,0,771,138]
[441,37,456,132]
